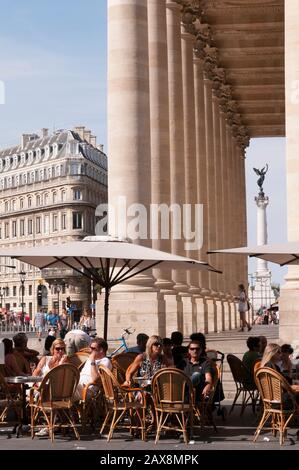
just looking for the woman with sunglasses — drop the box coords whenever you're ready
[33,338,68,378]
[124,335,173,387]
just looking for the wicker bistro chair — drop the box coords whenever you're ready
[111,352,139,384]
[98,365,147,442]
[68,351,90,370]
[0,370,22,425]
[29,363,80,442]
[151,368,194,444]
[254,367,299,445]
[227,354,259,415]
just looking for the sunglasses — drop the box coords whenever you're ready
[189,347,200,351]
[153,342,162,347]
[90,346,99,351]
[55,347,65,351]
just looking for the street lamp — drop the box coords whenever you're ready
[19,270,26,322]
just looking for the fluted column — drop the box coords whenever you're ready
[204,77,217,292]
[181,28,199,292]
[148,0,173,291]
[166,0,188,293]
[108,0,151,242]
[194,57,209,292]
[212,93,222,295]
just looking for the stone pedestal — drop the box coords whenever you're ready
[194,296,208,333]
[206,298,216,333]
[96,291,166,340]
[181,295,196,337]
[164,293,183,336]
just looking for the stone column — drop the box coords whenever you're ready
[165,0,187,333]
[181,25,198,336]
[279,0,299,344]
[104,0,161,338]
[108,0,151,240]
[194,56,209,332]
[147,0,172,291]
[166,1,187,273]
[204,76,217,292]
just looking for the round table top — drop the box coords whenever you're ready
[5,375,43,384]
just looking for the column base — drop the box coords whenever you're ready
[164,293,183,336]
[96,290,166,342]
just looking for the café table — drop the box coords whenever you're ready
[5,375,43,437]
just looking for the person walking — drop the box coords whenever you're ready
[235,284,252,332]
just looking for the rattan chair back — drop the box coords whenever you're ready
[40,363,80,403]
[111,352,138,383]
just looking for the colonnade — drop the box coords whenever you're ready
[98,0,249,339]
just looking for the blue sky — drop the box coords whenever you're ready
[0,0,287,285]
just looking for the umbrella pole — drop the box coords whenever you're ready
[104,287,110,340]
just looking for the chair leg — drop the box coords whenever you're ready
[100,409,112,435]
[229,388,241,414]
[253,410,270,442]
[155,411,163,444]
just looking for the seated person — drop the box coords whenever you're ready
[33,338,69,377]
[127,333,149,354]
[77,337,112,399]
[2,338,27,377]
[242,336,261,387]
[124,335,173,387]
[43,327,57,355]
[177,340,215,402]
[13,332,39,373]
[277,343,294,380]
[162,337,173,364]
[64,328,92,356]
[171,331,188,367]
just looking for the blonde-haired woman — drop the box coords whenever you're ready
[260,343,282,371]
[124,335,173,387]
[33,338,69,378]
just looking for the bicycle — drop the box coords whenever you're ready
[106,327,135,357]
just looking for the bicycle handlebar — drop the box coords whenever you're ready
[122,327,135,336]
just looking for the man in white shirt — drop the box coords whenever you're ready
[78,337,112,399]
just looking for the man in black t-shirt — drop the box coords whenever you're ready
[178,340,215,402]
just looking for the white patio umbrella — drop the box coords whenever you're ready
[208,241,299,267]
[0,236,220,339]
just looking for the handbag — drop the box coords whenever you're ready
[246,300,251,311]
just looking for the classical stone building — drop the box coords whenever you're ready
[0,126,107,318]
[99,0,289,340]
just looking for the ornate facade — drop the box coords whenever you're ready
[0,126,107,318]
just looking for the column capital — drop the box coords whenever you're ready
[166,0,183,12]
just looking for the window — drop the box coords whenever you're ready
[20,219,25,236]
[13,286,17,297]
[53,214,58,231]
[4,222,9,238]
[73,212,82,229]
[44,215,49,234]
[29,285,32,296]
[61,213,67,230]
[12,221,17,237]
[36,217,41,234]
[28,197,32,208]
[53,192,57,204]
[36,195,41,206]
[61,191,66,202]
[20,199,24,209]
[28,219,33,235]
[73,189,82,200]
[44,194,49,205]
[4,201,8,212]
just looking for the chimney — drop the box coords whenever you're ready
[41,128,49,138]
[83,129,91,143]
[21,134,31,149]
[90,135,97,147]
[73,126,85,140]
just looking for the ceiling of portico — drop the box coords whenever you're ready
[202,0,285,138]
